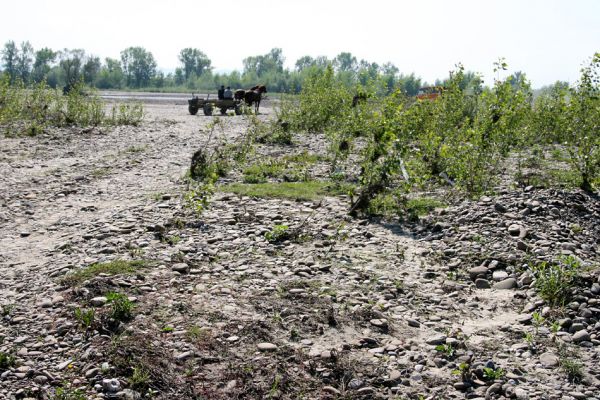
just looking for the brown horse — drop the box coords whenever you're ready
[244,85,267,114]
[234,89,245,101]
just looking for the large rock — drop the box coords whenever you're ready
[493,278,517,290]
[539,352,559,368]
[469,266,488,281]
[572,330,591,343]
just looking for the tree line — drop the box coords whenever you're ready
[1,41,435,94]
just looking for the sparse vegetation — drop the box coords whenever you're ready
[60,259,152,286]
[222,181,352,201]
[0,77,144,136]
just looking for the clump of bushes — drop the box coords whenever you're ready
[0,77,144,136]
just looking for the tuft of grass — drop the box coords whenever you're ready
[221,181,353,201]
[265,225,290,243]
[51,385,87,400]
[60,259,151,286]
[406,197,446,216]
[91,167,111,178]
[530,256,581,307]
[560,358,583,383]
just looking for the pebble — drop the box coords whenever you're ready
[257,342,278,352]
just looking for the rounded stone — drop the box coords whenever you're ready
[257,342,278,352]
[539,352,559,368]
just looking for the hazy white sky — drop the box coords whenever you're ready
[1,0,599,87]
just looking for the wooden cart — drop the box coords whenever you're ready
[188,95,243,116]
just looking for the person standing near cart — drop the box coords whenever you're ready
[223,86,233,99]
[217,85,225,100]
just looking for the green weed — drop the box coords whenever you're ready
[60,259,151,286]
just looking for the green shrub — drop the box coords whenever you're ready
[530,256,581,307]
[105,292,134,322]
[563,53,600,191]
[265,225,290,243]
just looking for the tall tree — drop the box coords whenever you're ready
[16,41,34,83]
[83,56,101,85]
[295,55,315,72]
[59,49,85,87]
[178,48,211,80]
[334,52,358,73]
[243,48,285,77]
[95,57,124,89]
[1,41,19,83]
[120,46,157,88]
[32,47,57,83]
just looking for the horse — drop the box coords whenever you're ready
[244,85,267,114]
[234,89,246,101]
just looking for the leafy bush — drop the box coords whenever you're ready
[562,53,600,191]
[530,256,581,307]
[265,225,290,243]
[105,292,134,322]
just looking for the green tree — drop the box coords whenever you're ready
[83,56,101,85]
[243,48,285,77]
[1,41,18,83]
[295,55,315,71]
[120,46,157,88]
[178,48,212,79]
[32,48,57,83]
[174,68,184,85]
[564,53,600,191]
[59,49,85,87]
[333,52,358,73]
[16,41,34,83]
[95,57,124,89]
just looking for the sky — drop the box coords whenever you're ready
[1,0,599,87]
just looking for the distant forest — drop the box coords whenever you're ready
[1,41,563,94]
[0,41,482,94]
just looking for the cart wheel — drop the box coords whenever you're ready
[188,105,199,115]
[220,107,227,115]
[234,104,242,115]
[203,104,213,116]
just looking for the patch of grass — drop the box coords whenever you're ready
[60,259,151,286]
[129,366,151,390]
[163,235,181,246]
[91,167,111,178]
[265,225,290,243]
[73,307,95,332]
[406,197,446,216]
[125,145,147,153]
[51,385,87,400]
[530,256,581,307]
[243,160,286,183]
[221,181,353,201]
[435,344,455,358]
[560,358,583,383]
[483,367,505,380]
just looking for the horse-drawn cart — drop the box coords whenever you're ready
[188,95,243,116]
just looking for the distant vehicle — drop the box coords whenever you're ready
[416,86,444,101]
[187,95,242,116]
